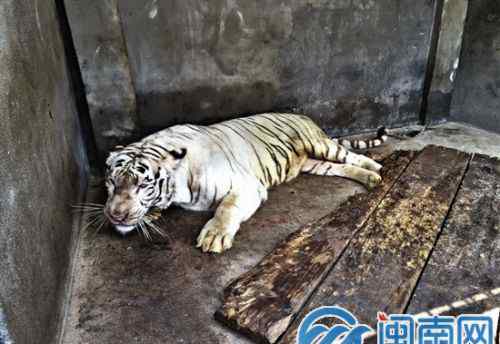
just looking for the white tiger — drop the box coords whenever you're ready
[104,113,386,253]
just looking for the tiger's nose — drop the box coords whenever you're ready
[107,209,129,223]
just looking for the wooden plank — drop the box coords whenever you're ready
[407,154,500,316]
[215,150,416,343]
[279,146,470,344]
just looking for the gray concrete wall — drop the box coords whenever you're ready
[65,0,139,162]
[451,0,500,133]
[0,0,88,343]
[425,0,468,123]
[66,0,438,157]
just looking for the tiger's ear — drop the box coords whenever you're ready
[168,148,187,160]
[105,152,118,166]
[105,145,124,166]
[162,147,187,170]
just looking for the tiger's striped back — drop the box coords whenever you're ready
[201,113,328,188]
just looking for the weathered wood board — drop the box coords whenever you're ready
[278,146,470,343]
[215,150,416,343]
[407,154,500,316]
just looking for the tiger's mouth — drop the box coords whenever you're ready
[104,206,145,227]
[108,208,163,238]
[114,224,136,235]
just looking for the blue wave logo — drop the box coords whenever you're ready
[297,306,373,344]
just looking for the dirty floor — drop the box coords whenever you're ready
[60,122,500,344]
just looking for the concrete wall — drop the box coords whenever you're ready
[66,0,439,158]
[64,0,139,162]
[425,0,468,123]
[0,0,88,343]
[451,0,500,133]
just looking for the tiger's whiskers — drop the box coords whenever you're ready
[72,202,105,215]
[73,202,109,237]
[73,202,172,243]
[91,216,108,236]
[144,219,171,242]
[138,221,152,241]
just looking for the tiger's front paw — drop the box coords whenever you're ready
[196,221,235,254]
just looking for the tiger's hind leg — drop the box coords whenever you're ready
[316,138,382,172]
[302,159,381,189]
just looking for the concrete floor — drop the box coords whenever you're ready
[60,122,500,344]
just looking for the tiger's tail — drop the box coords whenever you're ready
[337,127,388,150]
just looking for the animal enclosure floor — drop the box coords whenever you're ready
[60,122,500,344]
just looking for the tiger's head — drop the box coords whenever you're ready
[104,144,187,235]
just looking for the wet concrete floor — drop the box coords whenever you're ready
[61,122,500,344]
